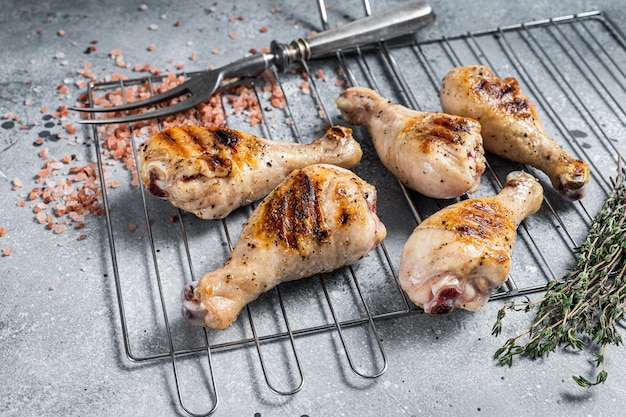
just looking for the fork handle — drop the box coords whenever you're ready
[271,1,434,71]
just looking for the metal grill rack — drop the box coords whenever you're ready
[86,5,626,416]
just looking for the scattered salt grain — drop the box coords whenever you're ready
[53,225,67,234]
[12,178,23,190]
[300,81,310,95]
[148,24,158,31]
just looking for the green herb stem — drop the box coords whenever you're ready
[492,162,626,387]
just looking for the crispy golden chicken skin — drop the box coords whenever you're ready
[440,65,589,200]
[182,164,387,329]
[400,171,543,314]
[139,125,363,219]
[336,86,486,199]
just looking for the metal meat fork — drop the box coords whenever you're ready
[72,1,434,124]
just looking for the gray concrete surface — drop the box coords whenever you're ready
[1,0,626,416]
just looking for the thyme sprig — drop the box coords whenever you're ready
[492,163,626,387]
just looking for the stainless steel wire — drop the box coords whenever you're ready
[87,6,626,416]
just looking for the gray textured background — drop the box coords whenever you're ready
[1,0,626,416]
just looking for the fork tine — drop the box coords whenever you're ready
[74,92,209,124]
[70,79,194,114]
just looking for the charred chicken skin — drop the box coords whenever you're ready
[335,86,486,199]
[440,65,590,201]
[139,125,363,219]
[182,164,387,330]
[399,171,543,315]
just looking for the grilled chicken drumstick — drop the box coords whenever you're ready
[139,125,362,219]
[440,65,590,201]
[399,171,543,315]
[182,164,387,330]
[335,86,486,199]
